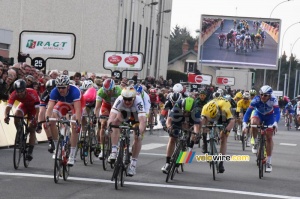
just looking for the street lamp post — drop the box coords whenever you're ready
[142,2,158,18]
[287,36,300,97]
[277,21,300,90]
[154,8,171,79]
[265,0,293,86]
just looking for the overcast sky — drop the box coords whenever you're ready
[171,0,300,59]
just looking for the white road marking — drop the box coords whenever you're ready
[279,143,297,146]
[0,172,299,199]
[141,143,166,150]
[140,152,165,156]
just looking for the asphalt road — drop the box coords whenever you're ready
[199,19,278,69]
[0,120,300,199]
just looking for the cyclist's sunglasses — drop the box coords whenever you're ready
[57,87,67,90]
[123,97,133,102]
[260,94,270,97]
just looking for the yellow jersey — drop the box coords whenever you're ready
[201,97,233,121]
[236,99,250,113]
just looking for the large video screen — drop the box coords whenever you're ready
[198,15,281,70]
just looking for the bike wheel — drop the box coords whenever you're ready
[210,139,216,180]
[241,134,245,151]
[23,143,30,168]
[166,143,180,182]
[258,138,264,179]
[13,131,22,170]
[103,136,112,170]
[54,137,63,183]
[63,143,71,181]
[114,143,124,190]
[166,161,175,182]
[120,166,126,187]
[82,130,89,166]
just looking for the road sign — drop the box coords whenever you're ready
[111,70,122,80]
[31,57,46,70]
[187,73,212,85]
[216,76,235,85]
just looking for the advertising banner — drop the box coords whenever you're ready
[104,52,143,69]
[216,76,235,85]
[20,34,73,56]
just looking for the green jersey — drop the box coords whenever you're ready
[96,85,122,104]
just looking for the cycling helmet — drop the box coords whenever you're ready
[134,85,143,94]
[173,83,183,93]
[46,79,56,92]
[182,97,194,112]
[230,29,234,33]
[103,79,115,91]
[243,92,250,99]
[235,92,243,99]
[55,75,70,87]
[213,92,221,98]
[204,101,219,119]
[249,89,257,95]
[288,102,292,106]
[121,86,136,98]
[170,92,182,104]
[149,88,157,94]
[81,80,93,90]
[217,88,224,96]
[13,79,26,93]
[259,85,273,95]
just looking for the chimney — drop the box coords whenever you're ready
[182,39,189,55]
[194,41,198,52]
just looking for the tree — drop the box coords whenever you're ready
[168,25,197,61]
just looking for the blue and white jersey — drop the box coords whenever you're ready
[285,103,294,112]
[243,94,280,123]
[49,85,81,105]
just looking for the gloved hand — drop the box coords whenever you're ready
[242,122,247,131]
[4,117,10,124]
[272,122,278,130]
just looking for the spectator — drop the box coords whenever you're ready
[89,73,96,82]
[131,72,138,84]
[26,75,35,88]
[62,70,69,75]
[73,72,82,86]
[49,70,59,79]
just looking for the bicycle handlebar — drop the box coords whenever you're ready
[7,115,31,120]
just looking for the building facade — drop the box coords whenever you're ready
[0,0,172,79]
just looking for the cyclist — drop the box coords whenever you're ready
[242,85,280,172]
[161,96,200,173]
[236,92,251,145]
[226,29,234,49]
[260,30,266,47]
[218,32,226,47]
[160,92,182,130]
[36,79,56,153]
[255,33,262,48]
[249,89,257,100]
[4,79,40,161]
[134,84,151,130]
[296,95,300,129]
[107,86,146,176]
[46,75,84,166]
[201,97,235,173]
[285,102,294,128]
[94,78,122,159]
[148,88,160,126]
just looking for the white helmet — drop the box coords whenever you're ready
[216,88,224,96]
[55,75,70,87]
[173,83,183,93]
[81,80,93,90]
[243,92,250,99]
[121,86,136,98]
[259,85,273,95]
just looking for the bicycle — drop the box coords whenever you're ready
[110,122,139,190]
[81,107,98,166]
[166,126,197,182]
[148,105,157,135]
[285,114,291,131]
[7,115,32,170]
[241,123,250,151]
[202,123,224,180]
[48,117,76,183]
[249,123,274,179]
[99,115,113,171]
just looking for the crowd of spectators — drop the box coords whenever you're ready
[201,18,219,33]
